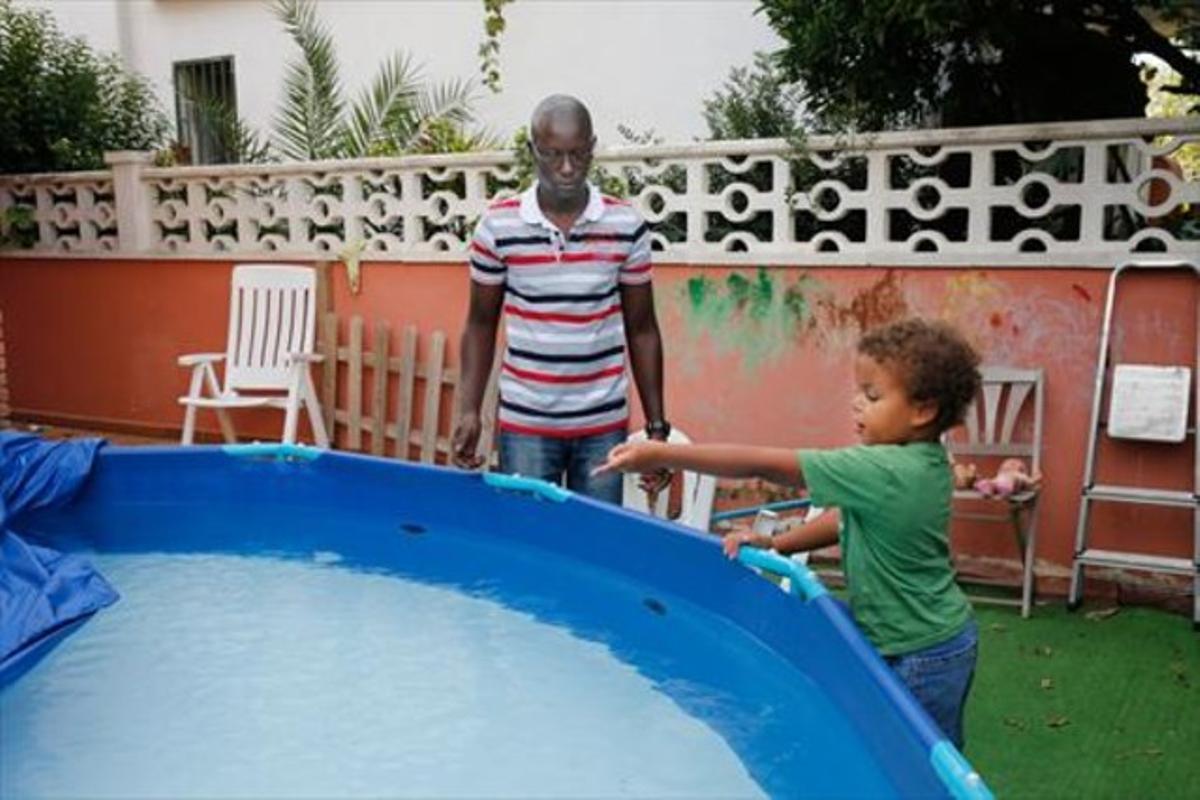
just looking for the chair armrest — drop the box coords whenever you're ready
[286,352,324,363]
[178,353,225,367]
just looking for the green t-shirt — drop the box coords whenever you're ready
[798,442,971,656]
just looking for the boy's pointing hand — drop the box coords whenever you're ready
[590,441,664,477]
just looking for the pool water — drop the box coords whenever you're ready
[1,505,890,798]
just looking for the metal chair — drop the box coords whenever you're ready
[945,367,1045,617]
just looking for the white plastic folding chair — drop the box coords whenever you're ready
[945,366,1045,617]
[621,427,717,531]
[178,264,329,448]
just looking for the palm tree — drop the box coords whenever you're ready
[271,0,484,161]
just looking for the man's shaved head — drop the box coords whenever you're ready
[527,94,596,209]
[530,95,593,141]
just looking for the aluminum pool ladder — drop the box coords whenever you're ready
[1068,259,1200,630]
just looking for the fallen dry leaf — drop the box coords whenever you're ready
[1115,746,1165,761]
[1085,607,1121,621]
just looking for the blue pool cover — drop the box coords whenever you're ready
[2,443,992,799]
[0,433,118,670]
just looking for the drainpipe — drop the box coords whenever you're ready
[114,0,140,71]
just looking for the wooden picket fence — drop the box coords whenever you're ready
[318,312,499,463]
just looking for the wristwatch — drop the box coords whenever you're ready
[644,419,672,441]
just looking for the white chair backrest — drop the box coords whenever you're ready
[945,366,1045,475]
[622,427,717,532]
[223,264,317,392]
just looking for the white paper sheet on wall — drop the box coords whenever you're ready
[1108,364,1192,443]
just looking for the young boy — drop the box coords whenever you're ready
[595,318,982,748]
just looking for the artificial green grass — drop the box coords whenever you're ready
[966,603,1198,799]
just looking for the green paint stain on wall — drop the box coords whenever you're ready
[783,280,810,322]
[679,268,818,370]
[726,273,750,306]
[687,275,715,311]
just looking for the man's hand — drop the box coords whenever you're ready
[638,465,672,505]
[451,412,484,469]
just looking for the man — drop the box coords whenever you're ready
[451,94,671,503]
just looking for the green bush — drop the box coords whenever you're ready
[0,0,168,174]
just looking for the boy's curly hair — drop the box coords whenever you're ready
[858,318,981,434]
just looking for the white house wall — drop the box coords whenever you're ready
[17,0,782,144]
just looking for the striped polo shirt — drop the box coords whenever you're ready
[468,182,652,438]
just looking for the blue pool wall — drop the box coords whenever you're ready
[10,445,979,798]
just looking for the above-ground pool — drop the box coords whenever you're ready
[1,445,990,799]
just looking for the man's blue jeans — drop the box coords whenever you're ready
[885,620,978,750]
[498,428,626,504]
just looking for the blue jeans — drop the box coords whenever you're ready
[498,428,626,504]
[885,620,978,749]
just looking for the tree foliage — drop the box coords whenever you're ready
[1145,60,1200,178]
[273,0,345,161]
[272,0,481,161]
[702,52,809,140]
[170,94,273,166]
[0,0,168,173]
[757,0,1200,129]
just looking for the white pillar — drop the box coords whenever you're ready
[104,150,155,253]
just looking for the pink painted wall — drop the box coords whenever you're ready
[2,256,1195,582]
